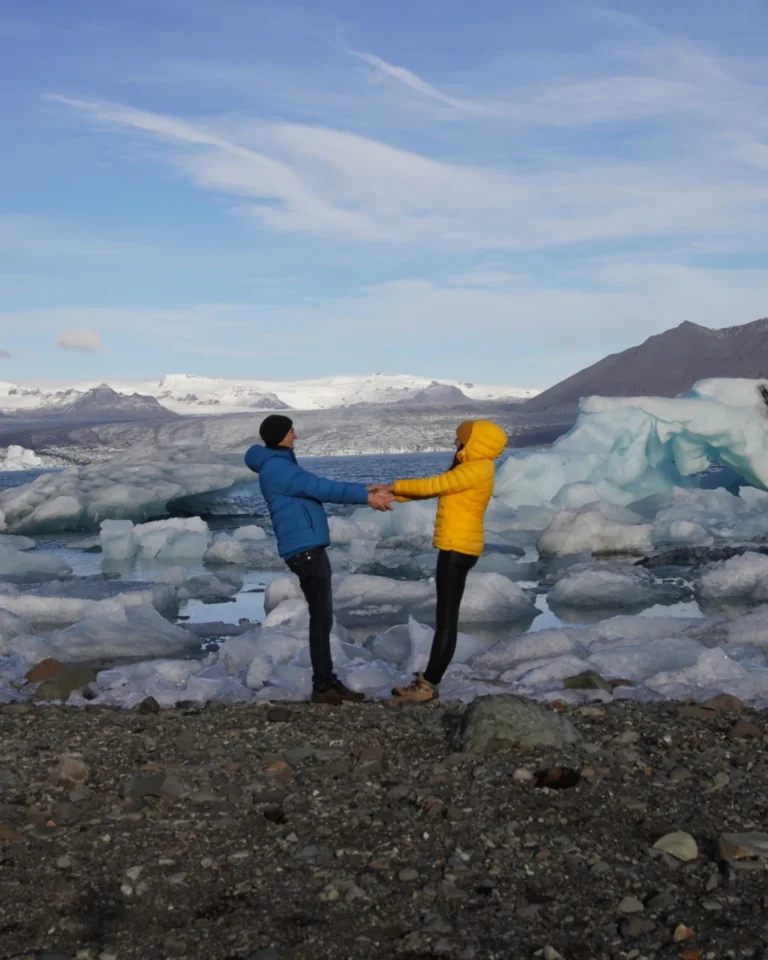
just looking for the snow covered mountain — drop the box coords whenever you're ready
[0,373,537,416]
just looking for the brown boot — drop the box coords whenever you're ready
[311,686,344,705]
[331,680,365,703]
[389,674,439,705]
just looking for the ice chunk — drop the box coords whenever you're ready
[538,506,652,558]
[0,607,28,649]
[263,598,309,629]
[7,604,199,664]
[472,629,584,671]
[232,524,267,542]
[548,563,667,609]
[101,517,211,564]
[459,572,538,623]
[401,617,485,675]
[552,481,634,509]
[588,637,705,682]
[696,552,768,602]
[0,543,71,583]
[496,379,768,513]
[0,534,35,551]
[245,652,273,690]
[0,577,179,625]
[0,445,46,470]
[725,605,768,648]
[204,533,248,565]
[0,440,253,534]
[652,519,714,548]
[179,571,243,602]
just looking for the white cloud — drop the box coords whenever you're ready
[49,95,768,253]
[0,349,10,359]
[54,328,107,353]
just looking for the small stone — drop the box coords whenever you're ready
[266,706,293,723]
[620,917,656,939]
[543,948,565,960]
[126,866,143,881]
[52,756,90,788]
[0,823,20,842]
[652,831,698,862]
[245,949,280,960]
[56,855,72,869]
[673,924,696,942]
[618,896,645,914]
[578,705,606,717]
[615,730,641,745]
[399,867,419,882]
[513,768,533,783]
[678,705,717,721]
[137,697,160,714]
[564,670,612,692]
[123,772,187,801]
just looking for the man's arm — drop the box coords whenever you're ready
[274,460,372,505]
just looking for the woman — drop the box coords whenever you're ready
[376,419,507,703]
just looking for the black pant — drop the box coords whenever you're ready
[286,547,336,691]
[423,549,478,687]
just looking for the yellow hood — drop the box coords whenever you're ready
[456,419,507,463]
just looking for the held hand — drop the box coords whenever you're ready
[368,483,395,495]
[368,489,394,511]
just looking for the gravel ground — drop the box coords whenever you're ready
[1,696,767,960]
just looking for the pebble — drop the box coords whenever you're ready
[618,896,645,914]
[652,831,698,862]
[620,917,657,939]
[399,867,419,882]
[52,756,90,787]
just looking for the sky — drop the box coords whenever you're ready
[1,0,767,388]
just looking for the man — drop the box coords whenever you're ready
[245,414,393,705]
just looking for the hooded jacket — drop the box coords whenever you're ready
[392,419,507,557]
[244,445,369,559]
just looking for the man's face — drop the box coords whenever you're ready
[281,427,297,449]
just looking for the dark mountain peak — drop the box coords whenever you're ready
[526,315,768,416]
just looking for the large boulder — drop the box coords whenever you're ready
[457,695,581,755]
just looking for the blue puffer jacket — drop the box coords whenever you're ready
[244,445,370,560]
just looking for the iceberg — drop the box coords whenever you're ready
[7,604,199,665]
[0,441,253,535]
[100,517,211,563]
[496,378,768,512]
[0,445,46,471]
[696,552,768,602]
[0,543,71,583]
[537,505,652,558]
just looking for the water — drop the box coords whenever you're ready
[0,452,708,639]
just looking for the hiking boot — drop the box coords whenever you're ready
[311,681,365,705]
[311,686,344,706]
[390,674,439,704]
[332,680,365,703]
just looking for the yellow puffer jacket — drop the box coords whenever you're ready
[393,420,507,557]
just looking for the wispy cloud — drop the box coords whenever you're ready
[48,93,768,254]
[0,349,10,359]
[55,328,107,352]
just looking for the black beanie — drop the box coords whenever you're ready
[260,414,293,448]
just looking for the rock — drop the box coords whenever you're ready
[730,720,762,739]
[718,832,768,861]
[652,831,698,862]
[619,917,656,939]
[704,694,746,711]
[358,745,387,774]
[0,823,20,842]
[52,756,90,788]
[563,670,613,692]
[35,665,98,702]
[543,949,565,960]
[534,766,581,789]
[25,658,65,683]
[123,772,188,801]
[266,706,293,723]
[51,801,82,825]
[457,695,580,755]
[618,896,645,914]
[245,949,280,960]
[399,867,419,882]
[137,697,161,714]
[673,924,696,942]
[679,705,717,721]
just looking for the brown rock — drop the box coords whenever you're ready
[25,658,65,683]
[52,756,90,788]
[730,720,762,740]
[704,694,746,711]
[0,823,20,842]
[673,924,696,942]
[679,705,717,721]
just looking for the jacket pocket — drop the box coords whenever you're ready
[301,504,315,532]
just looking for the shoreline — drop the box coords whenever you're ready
[1,696,766,959]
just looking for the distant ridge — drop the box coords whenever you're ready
[525,317,768,415]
